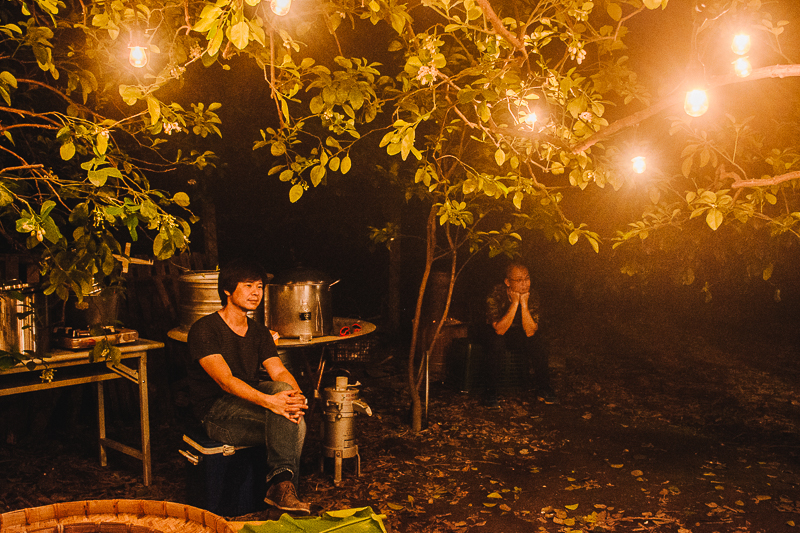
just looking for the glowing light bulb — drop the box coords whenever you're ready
[129,45,148,68]
[684,89,709,117]
[520,111,537,128]
[731,33,751,55]
[271,0,291,16]
[733,56,752,78]
[631,156,646,174]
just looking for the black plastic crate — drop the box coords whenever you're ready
[328,337,376,363]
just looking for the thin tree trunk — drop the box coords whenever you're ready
[408,206,436,433]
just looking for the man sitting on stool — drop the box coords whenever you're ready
[187,259,310,514]
[483,261,557,407]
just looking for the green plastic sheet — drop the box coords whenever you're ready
[239,507,387,533]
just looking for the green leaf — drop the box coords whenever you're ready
[271,142,286,156]
[173,192,190,207]
[310,164,326,186]
[119,85,141,106]
[229,21,250,50]
[146,96,160,126]
[289,183,304,203]
[568,231,579,245]
[88,169,108,187]
[310,95,325,114]
[60,141,75,161]
[706,208,723,230]
[207,28,224,57]
[0,184,14,207]
[607,3,622,21]
[512,192,522,210]
[96,132,110,157]
[681,156,693,178]
[340,155,352,174]
[328,157,340,172]
[0,71,17,88]
[495,148,505,166]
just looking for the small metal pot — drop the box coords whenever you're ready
[0,281,42,355]
[265,267,339,338]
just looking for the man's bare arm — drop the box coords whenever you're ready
[199,354,306,423]
[493,291,520,335]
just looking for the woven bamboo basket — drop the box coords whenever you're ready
[0,500,235,533]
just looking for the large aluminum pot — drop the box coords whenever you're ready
[178,271,221,329]
[0,281,41,354]
[266,267,338,338]
[178,270,271,330]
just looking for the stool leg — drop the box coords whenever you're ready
[97,382,107,467]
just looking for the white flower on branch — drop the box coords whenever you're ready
[416,65,439,85]
[164,122,182,135]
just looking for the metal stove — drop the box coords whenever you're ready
[321,376,372,485]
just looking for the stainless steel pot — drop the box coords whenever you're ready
[265,267,339,338]
[0,281,41,354]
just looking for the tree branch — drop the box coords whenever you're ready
[474,0,526,54]
[731,170,800,189]
[571,63,800,154]
[17,79,99,119]
[2,164,45,173]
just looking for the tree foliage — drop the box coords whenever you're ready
[3,0,800,426]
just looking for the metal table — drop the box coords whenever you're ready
[0,339,164,486]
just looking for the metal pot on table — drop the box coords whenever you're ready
[0,281,42,355]
[265,267,339,338]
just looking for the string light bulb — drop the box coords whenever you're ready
[129,44,148,68]
[631,156,646,174]
[520,111,537,128]
[271,0,291,16]
[731,33,751,55]
[733,56,752,78]
[684,89,709,117]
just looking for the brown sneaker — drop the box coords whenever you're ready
[264,480,311,514]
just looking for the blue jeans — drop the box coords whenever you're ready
[202,381,306,487]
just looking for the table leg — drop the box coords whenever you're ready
[139,352,151,486]
[97,381,107,467]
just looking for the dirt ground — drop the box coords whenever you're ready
[1,300,799,533]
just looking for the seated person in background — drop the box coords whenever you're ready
[483,261,557,407]
[187,259,310,514]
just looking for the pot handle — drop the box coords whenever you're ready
[328,279,341,289]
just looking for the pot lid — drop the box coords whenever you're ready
[273,266,333,285]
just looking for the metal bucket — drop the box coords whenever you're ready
[178,271,222,329]
[0,281,41,355]
[178,270,271,329]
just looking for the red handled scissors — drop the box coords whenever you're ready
[339,323,362,336]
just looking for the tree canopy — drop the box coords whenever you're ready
[2,0,799,303]
[4,0,800,427]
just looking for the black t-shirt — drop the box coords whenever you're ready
[187,312,279,420]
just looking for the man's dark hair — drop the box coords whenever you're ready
[218,258,267,305]
[505,261,529,280]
